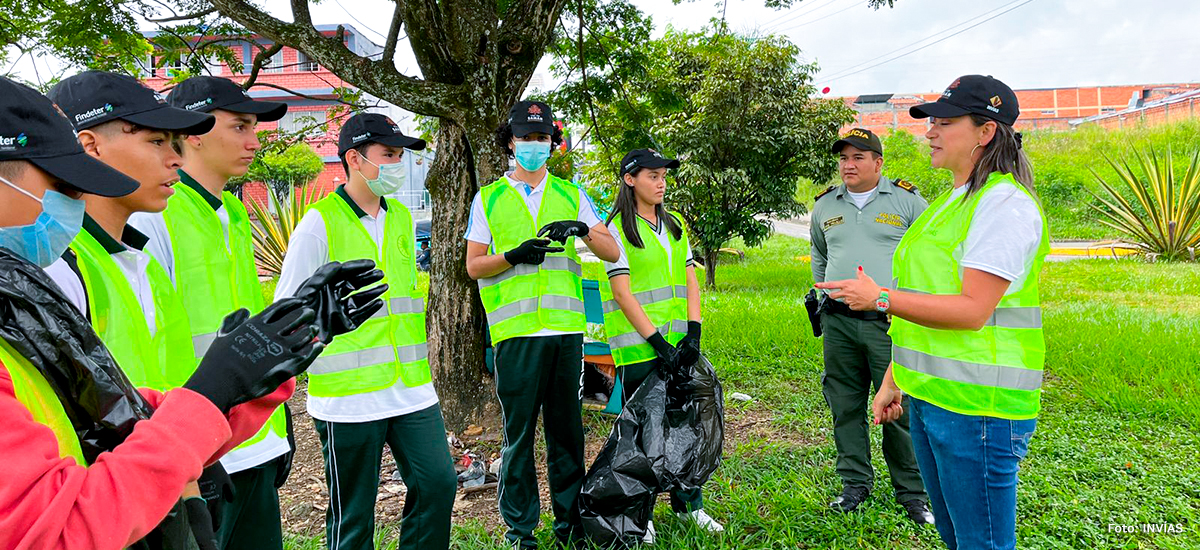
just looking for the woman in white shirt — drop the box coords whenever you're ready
[816,75,1049,550]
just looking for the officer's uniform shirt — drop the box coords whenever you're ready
[602,213,694,279]
[45,216,158,329]
[129,170,231,283]
[463,170,604,338]
[275,185,439,423]
[810,175,927,293]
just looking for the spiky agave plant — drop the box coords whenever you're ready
[1088,147,1200,261]
[247,181,323,276]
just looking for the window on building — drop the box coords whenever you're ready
[262,48,286,73]
[298,51,320,72]
[277,110,329,134]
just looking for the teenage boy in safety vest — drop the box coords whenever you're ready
[130,75,292,550]
[599,149,724,544]
[0,74,321,550]
[43,70,226,548]
[275,113,456,550]
[464,100,620,549]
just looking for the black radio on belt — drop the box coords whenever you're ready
[804,289,824,337]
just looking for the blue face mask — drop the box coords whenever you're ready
[0,175,86,268]
[514,140,552,172]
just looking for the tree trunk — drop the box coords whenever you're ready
[703,247,718,288]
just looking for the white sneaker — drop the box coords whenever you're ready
[679,509,725,533]
[641,520,656,545]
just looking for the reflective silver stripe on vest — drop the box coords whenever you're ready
[603,285,685,314]
[193,332,218,358]
[486,295,585,325]
[897,288,1040,329]
[309,345,395,376]
[607,320,689,350]
[986,307,1042,329]
[389,297,425,314]
[395,342,429,363]
[892,346,1043,392]
[479,256,582,288]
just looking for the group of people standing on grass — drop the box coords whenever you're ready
[0,68,1044,550]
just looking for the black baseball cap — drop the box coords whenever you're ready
[509,100,555,137]
[0,76,138,197]
[831,128,883,156]
[168,76,287,122]
[910,75,1020,126]
[337,113,426,156]
[620,148,679,178]
[48,70,215,135]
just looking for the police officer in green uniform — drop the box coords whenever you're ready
[810,128,934,524]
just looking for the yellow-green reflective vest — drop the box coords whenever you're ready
[305,195,431,397]
[477,176,586,344]
[69,230,195,391]
[162,183,285,451]
[1,338,87,465]
[889,172,1050,420]
[600,213,690,366]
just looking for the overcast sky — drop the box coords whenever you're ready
[7,0,1199,97]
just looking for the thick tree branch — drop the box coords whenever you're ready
[242,43,282,88]
[208,0,463,118]
[289,0,312,27]
[382,0,406,63]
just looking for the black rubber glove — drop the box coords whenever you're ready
[274,404,296,489]
[537,220,590,244]
[184,497,219,550]
[197,463,234,532]
[293,260,388,344]
[503,238,564,266]
[184,298,322,413]
[647,332,679,372]
[676,321,702,367]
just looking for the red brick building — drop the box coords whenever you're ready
[841,82,1200,135]
[139,24,426,209]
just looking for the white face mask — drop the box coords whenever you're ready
[358,155,406,196]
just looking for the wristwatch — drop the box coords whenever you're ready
[875,288,891,313]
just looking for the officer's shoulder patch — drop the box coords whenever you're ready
[893,179,918,194]
[814,185,836,202]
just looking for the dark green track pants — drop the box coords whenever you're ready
[313,403,457,550]
[619,358,704,513]
[215,459,282,550]
[494,334,586,548]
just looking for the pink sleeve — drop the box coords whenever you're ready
[0,364,232,550]
[211,379,296,463]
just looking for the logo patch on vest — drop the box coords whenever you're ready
[822,215,844,230]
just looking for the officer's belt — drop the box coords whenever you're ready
[823,298,889,322]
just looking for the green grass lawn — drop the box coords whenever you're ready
[287,236,1200,549]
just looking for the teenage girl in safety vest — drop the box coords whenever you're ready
[816,75,1049,550]
[600,149,724,542]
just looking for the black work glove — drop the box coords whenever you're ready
[184,497,219,550]
[647,332,679,373]
[293,260,388,344]
[184,298,323,414]
[537,220,590,244]
[274,404,296,489]
[676,321,702,367]
[198,463,234,532]
[503,238,564,266]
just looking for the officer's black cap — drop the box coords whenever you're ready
[0,76,138,197]
[910,74,1020,126]
[509,100,555,137]
[620,148,679,178]
[337,113,426,156]
[168,76,287,122]
[49,70,216,135]
[832,128,883,156]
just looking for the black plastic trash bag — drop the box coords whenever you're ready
[579,353,724,548]
[0,249,197,549]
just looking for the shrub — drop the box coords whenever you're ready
[1089,147,1200,261]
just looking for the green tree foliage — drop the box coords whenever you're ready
[228,142,325,199]
[547,20,853,286]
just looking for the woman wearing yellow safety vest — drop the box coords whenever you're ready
[464,100,619,549]
[600,149,724,544]
[816,75,1048,550]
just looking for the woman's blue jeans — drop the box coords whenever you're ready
[909,398,1036,550]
